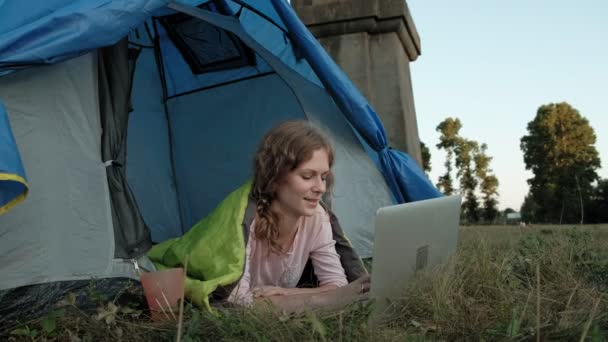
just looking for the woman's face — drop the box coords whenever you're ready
[274,148,330,218]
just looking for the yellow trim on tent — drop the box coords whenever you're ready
[0,173,29,215]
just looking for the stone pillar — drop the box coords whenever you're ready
[292,0,423,165]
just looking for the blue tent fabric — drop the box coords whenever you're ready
[0,0,284,75]
[167,74,307,230]
[0,0,440,218]
[0,103,28,215]
[270,0,442,203]
[236,7,321,87]
[0,0,167,75]
[127,48,183,242]
[235,0,286,31]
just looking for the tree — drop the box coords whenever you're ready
[436,118,462,195]
[520,194,540,223]
[474,144,499,223]
[520,102,601,223]
[586,179,608,223]
[420,142,432,175]
[435,117,500,223]
[455,138,479,223]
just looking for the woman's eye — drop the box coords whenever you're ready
[302,175,312,180]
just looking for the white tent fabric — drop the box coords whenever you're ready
[0,54,141,290]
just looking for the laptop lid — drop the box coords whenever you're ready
[369,195,461,320]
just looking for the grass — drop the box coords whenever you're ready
[397,224,608,340]
[6,225,608,341]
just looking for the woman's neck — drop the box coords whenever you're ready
[270,202,301,239]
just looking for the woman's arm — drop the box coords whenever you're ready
[308,214,348,287]
[252,284,337,298]
[254,275,370,313]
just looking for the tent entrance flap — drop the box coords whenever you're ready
[99,39,152,258]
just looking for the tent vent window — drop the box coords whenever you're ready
[159,9,254,74]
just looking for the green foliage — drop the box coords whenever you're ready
[10,325,39,339]
[435,117,499,223]
[520,102,601,223]
[435,118,462,195]
[179,304,201,341]
[455,138,479,222]
[520,194,539,223]
[474,144,500,223]
[8,283,158,342]
[590,323,607,342]
[40,309,66,334]
[419,141,431,175]
[86,280,108,304]
[9,309,66,340]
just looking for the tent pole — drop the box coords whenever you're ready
[152,19,187,235]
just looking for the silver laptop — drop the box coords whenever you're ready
[369,195,461,321]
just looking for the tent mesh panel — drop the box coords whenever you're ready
[159,2,255,74]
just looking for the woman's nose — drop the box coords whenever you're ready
[313,176,326,193]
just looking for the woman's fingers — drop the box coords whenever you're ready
[351,274,371,293]
[361,274,371,292]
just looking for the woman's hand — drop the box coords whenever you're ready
[352,274,372,294]
[336,274,371,298]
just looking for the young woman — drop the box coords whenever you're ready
[228,120,370,312]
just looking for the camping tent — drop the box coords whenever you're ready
[0,0,441,311]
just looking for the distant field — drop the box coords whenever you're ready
[459,223,608,247]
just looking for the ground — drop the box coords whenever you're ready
[6,224,608,341]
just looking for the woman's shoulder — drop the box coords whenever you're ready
[314,203,331,222]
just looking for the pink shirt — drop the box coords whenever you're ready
[228,205,348,305]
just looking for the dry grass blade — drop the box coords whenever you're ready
[154,297,172,321]
[558,282,580,329]
[579,294,602,342]
[176,255,189,342]
[536,263,541,342]
[160,288,177,320]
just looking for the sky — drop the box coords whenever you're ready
[406,1,608,210]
